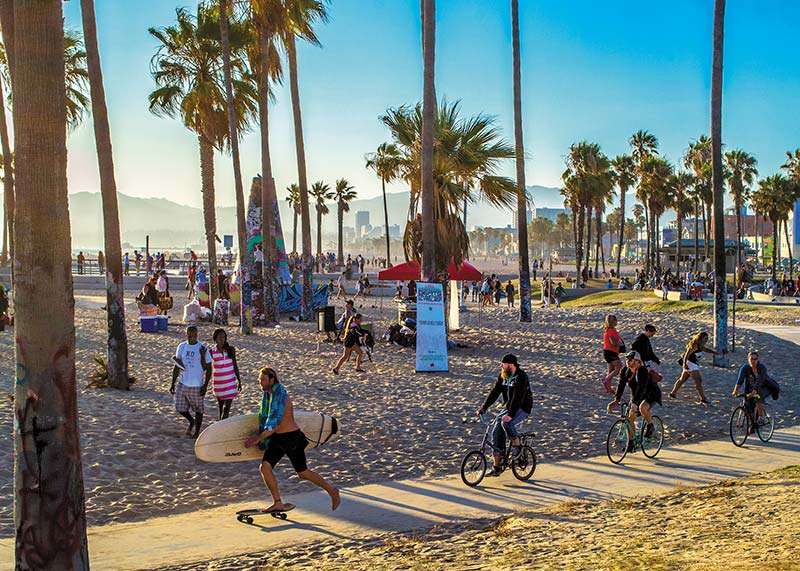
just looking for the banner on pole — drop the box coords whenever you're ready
[415,282,449,372]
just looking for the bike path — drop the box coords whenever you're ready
[2,425,798,571]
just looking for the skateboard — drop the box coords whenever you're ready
[236,503,296,524]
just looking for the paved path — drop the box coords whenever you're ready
[2,426,799,571]
[737,323,800,345]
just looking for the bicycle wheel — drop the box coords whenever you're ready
[756,404,775,442]
[606,419,630,464]
[511,445,537,481]
[729,406,749,447]
[641,416,664,458]
[460,450,487,487]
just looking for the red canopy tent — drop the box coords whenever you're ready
[377,259,482,281]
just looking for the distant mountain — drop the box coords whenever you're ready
[0,184,567,251]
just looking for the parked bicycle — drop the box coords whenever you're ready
[606,401,664,464]
[460,413,537,487]
[730,394,774,447]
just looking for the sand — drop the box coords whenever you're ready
[0,285,798,537]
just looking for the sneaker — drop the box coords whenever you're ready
[757,417,768,426]
[668,392,677,399]
[487,466,503,477]
[511,445,523,459]
[699,399,711,407]
[626,441,635,453]
[644,423,654,438]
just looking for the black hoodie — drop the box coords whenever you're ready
[481,368,533,417]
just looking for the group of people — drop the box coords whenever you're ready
[169,325,340,514]
[136,271,172,315]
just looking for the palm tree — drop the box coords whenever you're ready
[382,100,516,279]
[365,142,403,266]
[11,2,89,567]
[611,154,635,277]
[632,203,644,261]
[555,211,570,247]
[628,130,658,274]
[278,0,329,319]
[710,0,727,364]
[638,156,674,275]
[672,171,695,277]
[421,0,436,282]
[219,0,252,334]
[80,0,130,389]
[285,183,302,254]
[511,0,532,321]
[333,178,356,267]
[310,181,333,263]
[751,175,790,281]
[781,149,800,278]
[149,6,258,310]
[684,136,712,273]
[0,30,90,267]
[724,149,758,275]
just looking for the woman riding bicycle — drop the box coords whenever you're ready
[732,351,778,428]
[477,354,533,477]
[608,351,661,451]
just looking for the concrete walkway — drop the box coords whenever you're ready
[2,426,798,571]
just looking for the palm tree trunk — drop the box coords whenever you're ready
[316,206,323,259]
[81,0,130,389]
[382,176,391,264]
[421,0,436,282]
[785,219,793,280]
[219,0,251,334]
[292,208,298,254]
[286,34,313,319]
[694,200,700,272]
[585,204,592,277]
[594,206,601,276]
[711,0,728,364]
[199,135,218,307]
[644,204,651,276]
[704,202,712,275]
[337,200,344,265]
[676,208,683,277]
[735,201,743,287]
[573,207,581,279]
[13,1,89,567]
[258,27,278,325]
[616,183,625,277]
[511,0,531,321]
[0,71,14,269]
[771,217,778,281]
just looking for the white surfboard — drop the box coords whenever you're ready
[194,411,339,463]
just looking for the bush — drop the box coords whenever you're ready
[87,354,136,389]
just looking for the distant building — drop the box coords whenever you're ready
[355,211,370,237]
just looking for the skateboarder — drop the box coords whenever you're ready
[244,367,340,513]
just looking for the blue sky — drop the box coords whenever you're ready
[58,0,800,210]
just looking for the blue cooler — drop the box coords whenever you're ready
[157,315,169,331]
[140,316,159,333]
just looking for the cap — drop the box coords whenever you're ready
[501,354,519,365]
[624,350,642,362]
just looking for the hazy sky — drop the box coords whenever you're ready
[57,0,800,209]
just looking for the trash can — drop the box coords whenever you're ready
[316,305,336,332]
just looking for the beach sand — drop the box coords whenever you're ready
[0,287,798,537]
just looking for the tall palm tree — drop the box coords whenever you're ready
[421,0,436,282]
[12,2,89,567]
[555,211,570,247]
[149,6,258,310]
[365,142,403,266]
[383,100,516,278]
[628,130,658,274]
[333,178,356,266]
[611,154,635,277]
[672,171,695,277]
[310,181,333,261]
[724,149,758,275]
[80,0,129,389]
[781,149,800,279]
[751,175,790,281]
[684,136,712,273]
[511,0,531,321]
[710,0,727,364]
[285,183,301,254]
[219,0,252,333]
[279,0,329,319]
[0,30,90,267]
[632,203,644,261]
[638,155,674,275]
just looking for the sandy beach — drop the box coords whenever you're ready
[1,286,798,537]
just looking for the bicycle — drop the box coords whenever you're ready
[729,394,774,447]
[606,402,664,464]
[460,413,537,487]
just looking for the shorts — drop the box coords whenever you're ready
[684,360,699,372]
[603,350,620,364]
[344,335,359,349]
[174,383,205,414]
[634,384,662,407]
[262,430,309,473]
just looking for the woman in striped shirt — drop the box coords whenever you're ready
[210,328,242,420]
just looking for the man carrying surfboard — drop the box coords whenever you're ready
[244,367,341,513]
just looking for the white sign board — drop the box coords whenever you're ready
[415,282,449,372]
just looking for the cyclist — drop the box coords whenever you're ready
[608,351,661,451]
[477,354,533,477]
[631,324,663,383]
[731,351,774,430]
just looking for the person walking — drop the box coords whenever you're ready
[505,280,515,308]
[332,313,366,374]
[97,250,105,275]
[600,314,624,394]
[670,331,718,406]
[209,328,242,420]
[170,326,212,438]
[244,367,340,513]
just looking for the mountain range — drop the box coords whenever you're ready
[0,184,567,251]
